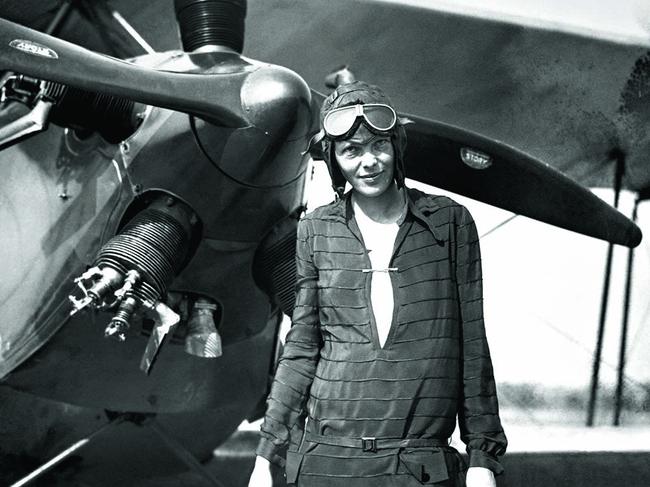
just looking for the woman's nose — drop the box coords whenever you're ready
[360,150,378,167]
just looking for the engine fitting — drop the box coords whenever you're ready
[184,297,222,358]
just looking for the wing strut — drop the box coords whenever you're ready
[10,416,126,487]
[9,413,228,487]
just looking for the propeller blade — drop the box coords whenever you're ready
[403,115,642,248]
[0,18,248,126]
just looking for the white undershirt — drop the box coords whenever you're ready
[352,200,401,348]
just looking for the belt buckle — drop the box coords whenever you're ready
[361,437,377,453]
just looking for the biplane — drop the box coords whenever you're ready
[0,1,647,485]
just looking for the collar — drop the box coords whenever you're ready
[331,188,443,243]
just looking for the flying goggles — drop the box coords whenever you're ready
[323,103,397,139]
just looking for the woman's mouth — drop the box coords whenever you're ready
[359,171,383,181]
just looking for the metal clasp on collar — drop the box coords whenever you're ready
[361,437,377,453]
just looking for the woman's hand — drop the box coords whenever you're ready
[466,466,496,487]
[248,455,274,487]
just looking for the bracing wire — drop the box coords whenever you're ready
[479,214,519,239]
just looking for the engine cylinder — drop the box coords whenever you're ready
[43,81,138,143]
[174,0,247,53]
[94,200,197,304]
[253,214,298,317]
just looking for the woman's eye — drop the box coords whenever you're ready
[342,146,359,156]
[373,139,389,150]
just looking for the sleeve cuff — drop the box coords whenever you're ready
[468,448,504,475]
[256,436,286,468]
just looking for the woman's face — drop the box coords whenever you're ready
[333,124,395,198]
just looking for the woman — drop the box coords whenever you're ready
[248,81,507,486]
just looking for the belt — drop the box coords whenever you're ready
[304,432,448,453]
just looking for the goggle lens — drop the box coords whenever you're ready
[323,104,397,137]
[362,104,397,131]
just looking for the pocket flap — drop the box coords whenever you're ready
[399,449,449,484]
[285,450,304,484]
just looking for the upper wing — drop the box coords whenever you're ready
[245,0,650,192]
